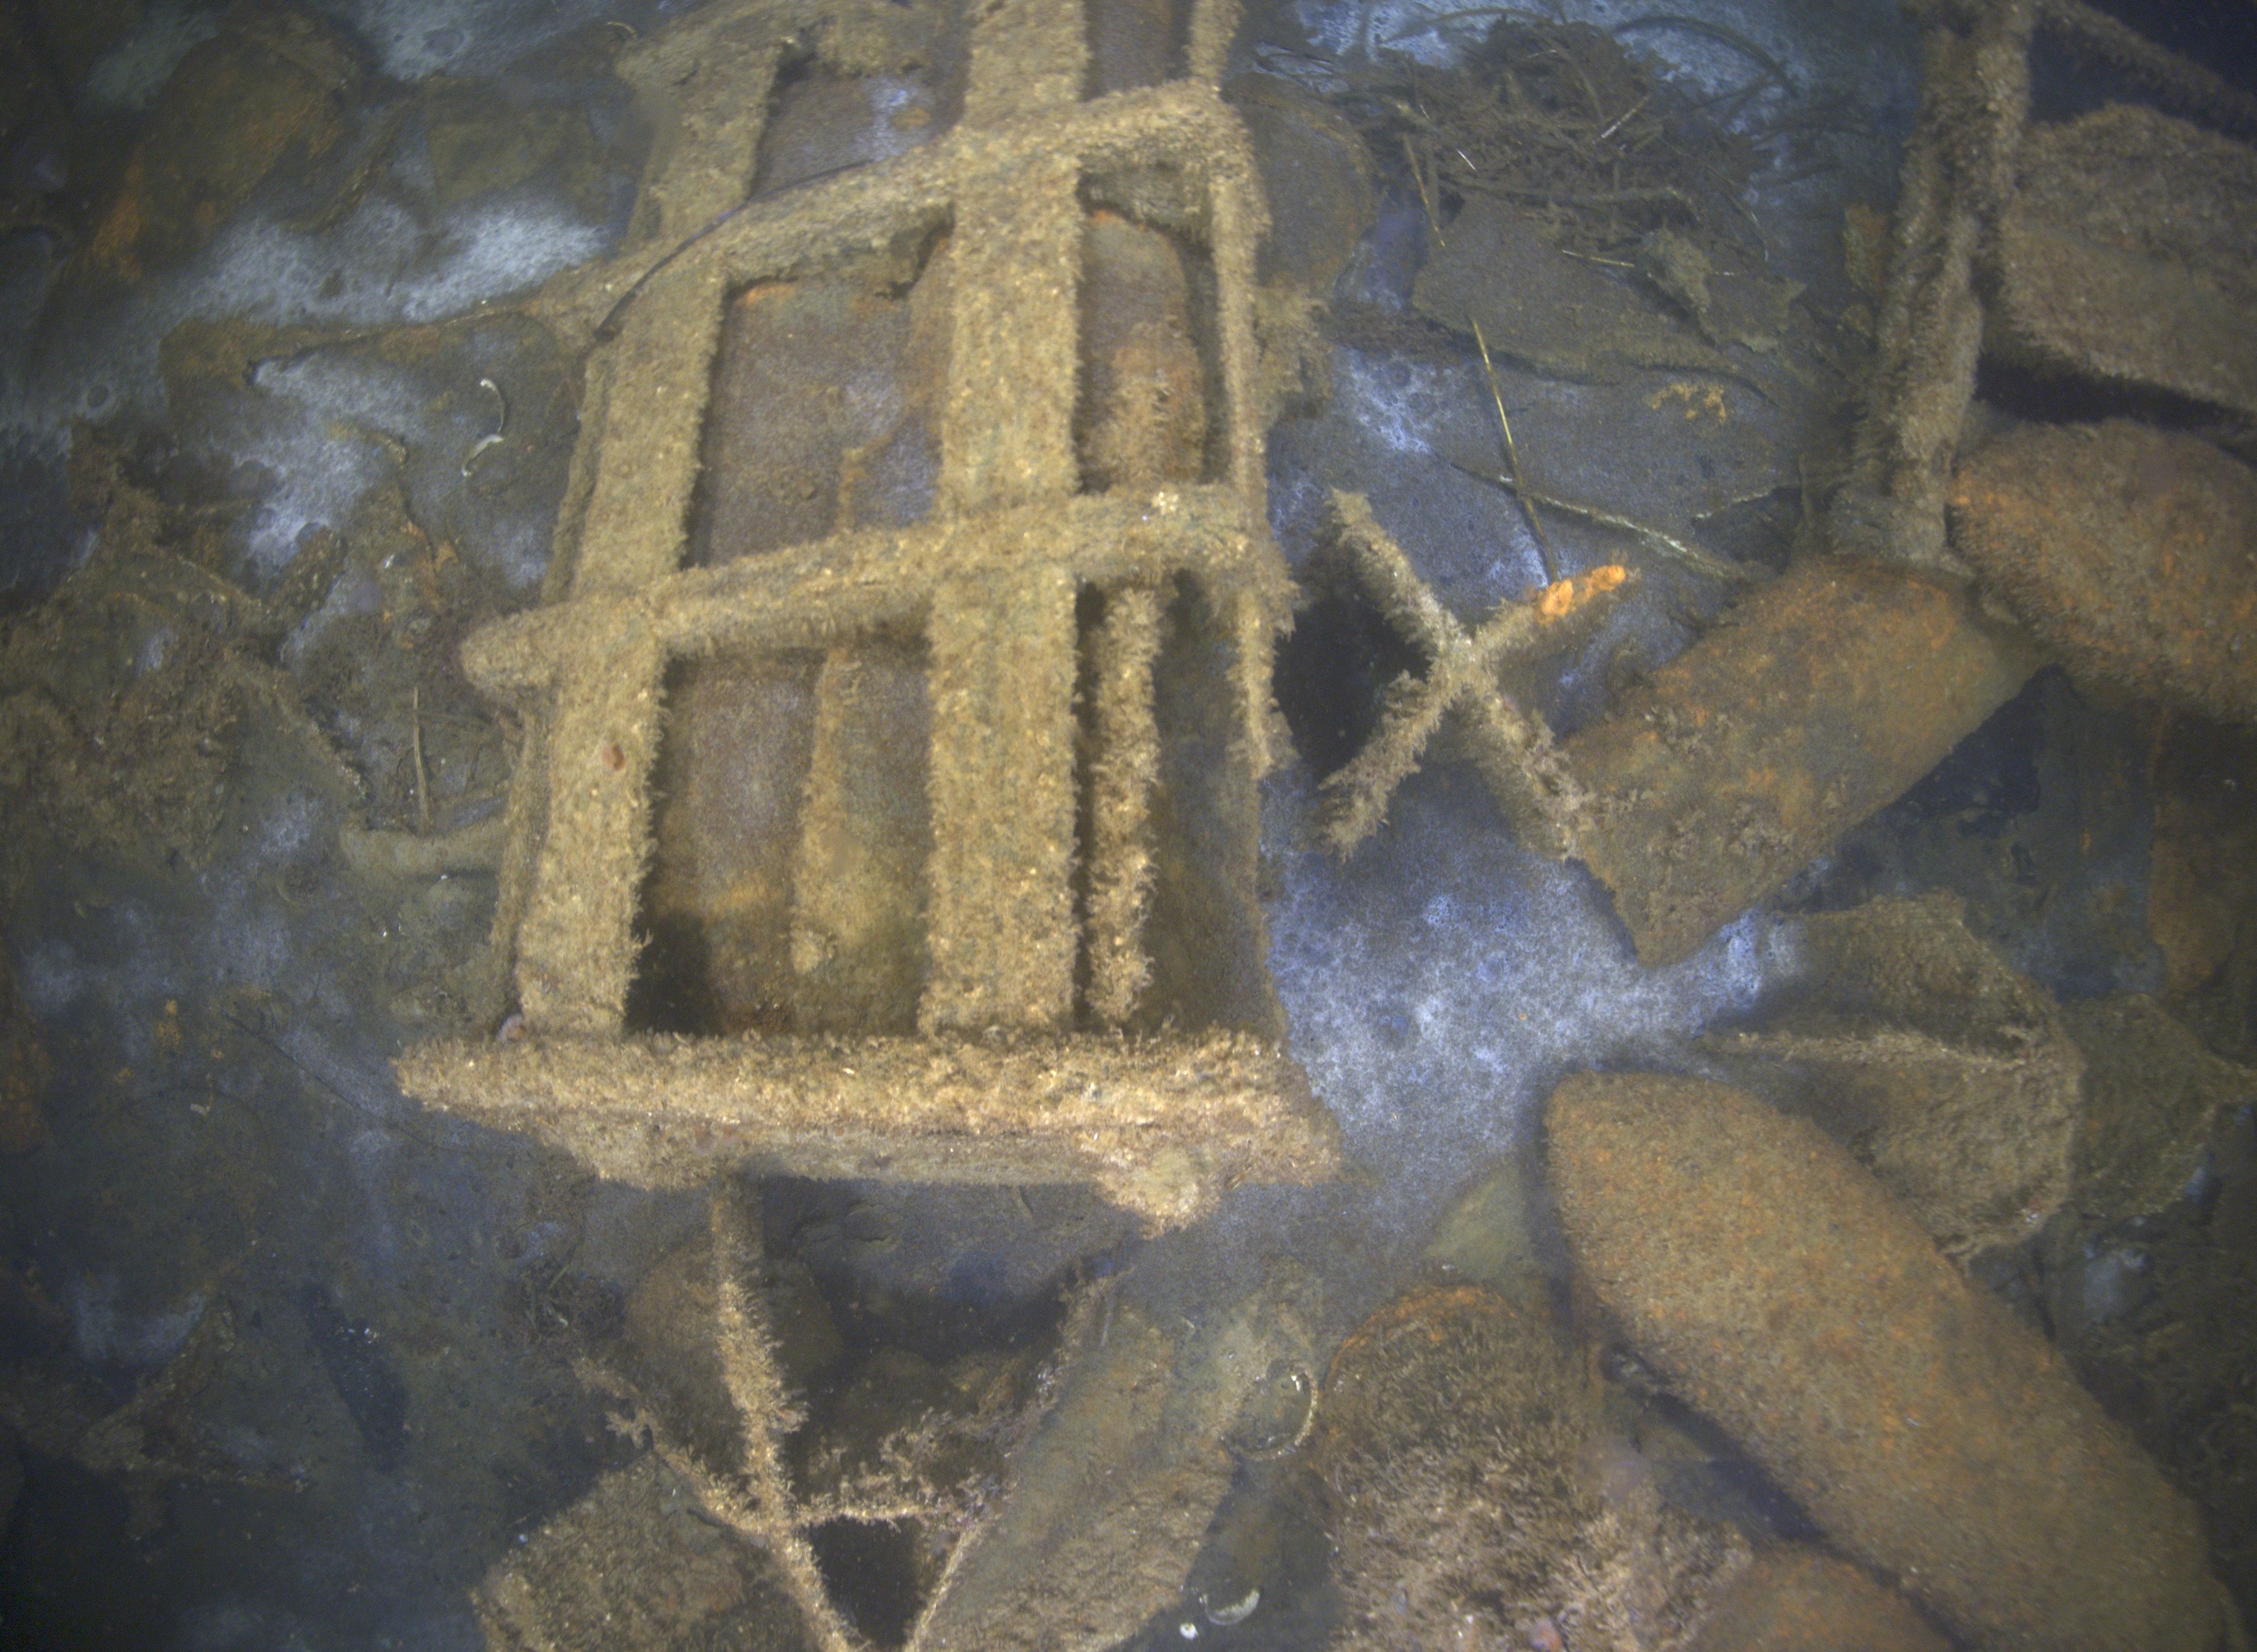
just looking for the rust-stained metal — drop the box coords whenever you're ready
[1548,1072,2229,1652]
[1311,491,1630,860]
[1950,420,2257,727]
[1558,557,2038,967]
[1307,495,2034,967]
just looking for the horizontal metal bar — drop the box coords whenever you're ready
[463,484,1273,694]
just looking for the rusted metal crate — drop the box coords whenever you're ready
[398,0,1339,1229]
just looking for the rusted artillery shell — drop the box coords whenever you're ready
[1952,421,2257,725]
[1547,1073,2224,1652]
[1562,559,2038,967]
[1688,1550,1947,1652]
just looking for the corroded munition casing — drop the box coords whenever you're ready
[1688,1550,1947,1652]
[1952,421,2257,726]
[1561,558,2038,967]
[915,1286,1314,1652]
[1311,1282,1745,1651]
[1548,1073,2225,1652]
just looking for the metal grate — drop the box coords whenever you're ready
[397,0,1340,1229]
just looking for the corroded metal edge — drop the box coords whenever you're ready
[399,1030,1341,1231]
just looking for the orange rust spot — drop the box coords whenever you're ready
[1535,564,1630,622]
[598,741,627,772]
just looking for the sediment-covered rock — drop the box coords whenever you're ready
[1547,1073,2225,1652]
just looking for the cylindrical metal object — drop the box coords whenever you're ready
[1562,557,2038,966]
[1688,1550,1947,1652]
[1548,1073,2226,1652]
[1952,421,2257,726]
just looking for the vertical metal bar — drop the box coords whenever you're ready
[920,0,1090,1031]
[511,35,785,1033]
[1083,582,1164,1025]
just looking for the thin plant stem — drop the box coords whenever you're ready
[1471,317,1557,581]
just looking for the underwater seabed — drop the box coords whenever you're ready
[1,0,2255,1646]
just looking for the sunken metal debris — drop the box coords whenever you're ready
[1950,419,2257,726]
[1685,1549,1949,1652]
[1696,892,2086,1261]
[1989,101,2257,425]
[1299,11,2231,967]
[396,0,1341,1229]
[1830,0,2257,576]
[1465,1,2253,962]
[2059,992,2257,1230]
[1313,490,1629,860]
[479,1191,923,1652]
[912,1274,1319,1652]
[1550,558,2034,968]
[1825,0,2037,577]
[1313,1282,1747,1652]
[1319,490,2037,967]
[1548,1072,2231,1652]
[474,1188,1318,1652]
